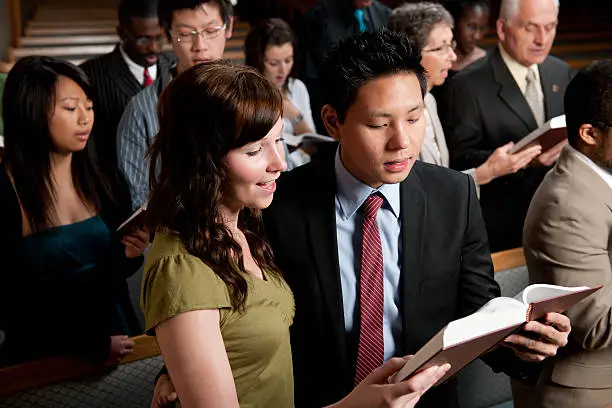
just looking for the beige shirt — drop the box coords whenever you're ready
[498,44,542,95]
[567,145,612,190]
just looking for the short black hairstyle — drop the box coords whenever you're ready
[564,60,612,148]
[158,0,233,38]
[320,30,427,123]
[118,0,160,28]
[446,0,490,25]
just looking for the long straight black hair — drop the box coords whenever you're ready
[2,56,114,232]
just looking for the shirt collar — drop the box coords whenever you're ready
[119,44,158,85]
[566,144,612,191]
[334,147,401,220]
[498,43,539,94]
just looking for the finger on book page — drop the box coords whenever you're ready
[541,312,571,333]
[389,364,451,398]
[364,357,407,385]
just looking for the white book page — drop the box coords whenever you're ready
[443,297,527,348]
[116,202,148,232]
[517,283,591,305]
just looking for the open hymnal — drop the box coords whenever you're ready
[510,115,567,154]
[391,283,601,385]
[116,202,148,235]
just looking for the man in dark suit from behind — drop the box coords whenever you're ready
[80,0,174,185]
[437,0,572,252]
[152,30,571,408]
[300,0,391,133]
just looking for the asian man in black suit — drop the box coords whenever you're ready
[153,30,571,408]
[80,0,174,193]
[437,0,572,252]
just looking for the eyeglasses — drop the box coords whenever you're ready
[423,40,457,55]
[123,30,165,48]
[171,24,227,44]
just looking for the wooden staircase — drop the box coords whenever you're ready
[6,0,249,67]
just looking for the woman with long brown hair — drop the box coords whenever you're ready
[142,60,448,408]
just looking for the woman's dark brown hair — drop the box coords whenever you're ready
[147,60,283,311]
[244,18,297,91]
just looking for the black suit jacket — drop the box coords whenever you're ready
[263,156,534,408]
[80,46,175,174]
[301,0,390,81]
[437,48,572,252]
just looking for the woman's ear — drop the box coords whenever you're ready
[321,105,340,140]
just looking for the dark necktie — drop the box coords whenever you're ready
[354,193,385,384]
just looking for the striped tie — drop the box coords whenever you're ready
[143,67,153,88]
[355,193,385,385]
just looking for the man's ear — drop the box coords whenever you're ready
[496,18,506,43]
[226,16,234,39]
[116,25,127,43]
[578,124,599,146]
[321,105,341,140]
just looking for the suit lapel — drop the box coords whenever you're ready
[491,48,538,131]
[109,45,142,98]
[399,167,426,353]
[304,158,347,366]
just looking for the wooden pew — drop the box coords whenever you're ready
[25,26,117,36]
[0,334,160,397]
[492,247,525,273]
[8,44,245,63]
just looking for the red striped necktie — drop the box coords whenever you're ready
[143,67,153,88]
[354,193,385,385]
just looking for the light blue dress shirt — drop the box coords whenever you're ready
[334,149,403,361]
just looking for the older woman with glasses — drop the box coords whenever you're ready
[388,2,542,190]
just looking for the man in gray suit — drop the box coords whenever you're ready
[515,60,612,407]
[438,0,572,252]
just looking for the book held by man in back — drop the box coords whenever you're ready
[391,283,601,385]
[510,115,567,154]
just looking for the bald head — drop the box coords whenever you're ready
[497,0,558,66]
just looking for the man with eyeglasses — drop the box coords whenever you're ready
[117,0,233,210]
[81,0,174,210]
[437,0,572,252]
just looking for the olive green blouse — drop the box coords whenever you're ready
[141,232,295,408]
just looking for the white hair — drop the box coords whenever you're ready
[499,0,559,21]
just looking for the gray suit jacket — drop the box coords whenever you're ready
[516,146,612,407]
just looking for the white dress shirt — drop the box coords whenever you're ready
[119,44,157,86]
